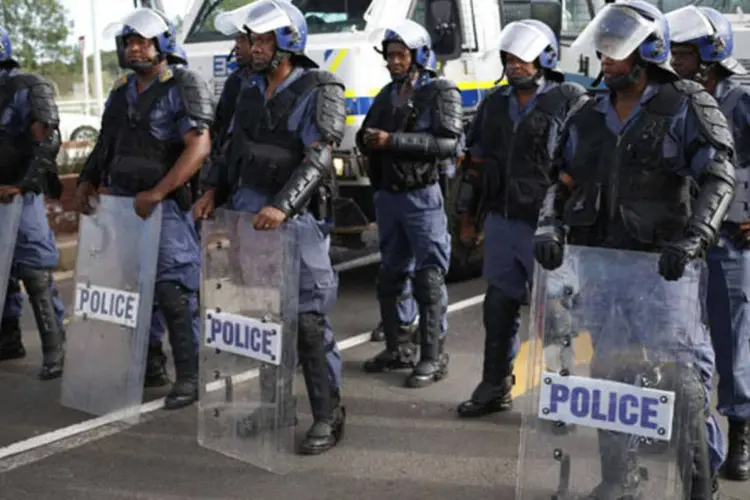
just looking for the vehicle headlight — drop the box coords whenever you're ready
[333,157,345,177]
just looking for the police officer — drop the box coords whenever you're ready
[74,8,214,410]
[192,0,346,455]
[455,20,587,418]
[533,1,732,497]
[668,5,750,482]
[358,20,462,388]
[0,26,66,380]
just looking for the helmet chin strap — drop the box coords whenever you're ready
[605,62,645,91]
[253,50,288,75]
[508,69,543,90]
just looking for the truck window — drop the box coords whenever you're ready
[184,0,373,44]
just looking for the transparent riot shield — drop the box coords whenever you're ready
[517,245,709,500]
[0,195,23,320]
[60,195,161,423]
[198,208,300,475]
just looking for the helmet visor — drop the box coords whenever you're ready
[570,5,654,61]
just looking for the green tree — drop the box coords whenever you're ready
[0,0,74,69]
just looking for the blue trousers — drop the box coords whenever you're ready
[707,235,750,419]
[231,187,342,390]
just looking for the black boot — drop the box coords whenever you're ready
[0,317,25,361]
[724,419,750,481]
[458,288,520,415]
[363,291,418,372]
[144,341,170,388]
[17,267,65,380]
[406,268,449,388]
[298,390,346,455]
[298,312,345,455]
[457,375,514,417]
[157,282,198,410]
[370,321,385,342]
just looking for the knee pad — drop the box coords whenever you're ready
[414,267,444,305]
[298,312,326,356]
[376,268,409,300]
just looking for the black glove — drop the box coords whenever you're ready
[725,222,750,250]
[658,235,705,281]
[533,224,565,271]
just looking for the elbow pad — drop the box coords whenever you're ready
[272,144,331,217]
[386,133,458,160]
[688,155,736,246]
[19,129,62,196]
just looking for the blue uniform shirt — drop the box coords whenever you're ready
[558,83,717,179]
[715,78,750,169]
[469,79,560,160]
[102,65,201,142]
[227,67,322,146]
[0,68,31,140]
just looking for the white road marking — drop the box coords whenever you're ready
[0,292,485,473]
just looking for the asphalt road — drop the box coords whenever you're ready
[0,263,745,500]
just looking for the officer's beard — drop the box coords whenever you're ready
[604,63,645,91]
[390,63,416,84]
[129,56,161,73]
[508,70,543,90]
[253,51,288,75]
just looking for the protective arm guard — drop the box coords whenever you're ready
[686,155,736,249]
[534,180,569,242]
[25,75,60,128]
[455,159,482,214]
[18,129,62,196]
[384,80,463,160]
[272,144,332,217]
[173,67,215,133]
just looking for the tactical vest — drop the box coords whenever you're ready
[101,73,184,195]
[365,81,443,192]
[0,75,35,185]
[478,85,572,226]
[225,70,324,195]
[720,84,750,223]
[563,84,693,251]
[213,69,245,145]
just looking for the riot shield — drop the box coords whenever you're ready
[517,245,708,500]
[0,195,23,320]
[60,195,162,423]
[198,208,300,475]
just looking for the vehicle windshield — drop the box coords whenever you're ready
[184,0,372,43]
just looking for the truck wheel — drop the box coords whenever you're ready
[443,167,483,283]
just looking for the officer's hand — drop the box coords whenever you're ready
[134,189,164,220]
[193,190,216,220]
[658,236,703,281]
[533,229,565,271]
[253,206,286,231]
[74,182,98,215]
[364,129,389,149]
[459,212,478,247]
[0,185,21,203]
[730,220,750,250]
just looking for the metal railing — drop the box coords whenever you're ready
[57,100,103,116]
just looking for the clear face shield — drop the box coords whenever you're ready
[214,4,257,36]
[104,8,172,70]
[666,6,715,44]
[498,22,550,63]
[570,4,654,61]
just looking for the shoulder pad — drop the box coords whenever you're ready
[427,77,460,93]
[307,69,345,88]
[562,96,596,129]
[112,75,129,91]
[158,67,175,83]
[433,80,463,137]
[172,67,214,128]
[11,73,60,128]
[673,80,734,153]
[558,81,587,100]
[313,73,346,145]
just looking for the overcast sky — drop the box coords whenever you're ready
[61,0,196,55]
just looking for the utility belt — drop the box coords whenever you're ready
[376,160,439,193]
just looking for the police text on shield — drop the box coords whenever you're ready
[537,372,676,440]
[74,283,140,329]
[205,310,283,366]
